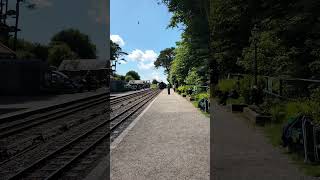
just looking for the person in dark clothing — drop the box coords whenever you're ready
[167,83,171,95]
[85,71,93,91]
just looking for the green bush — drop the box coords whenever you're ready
[311,88,320,100]
[239,76,252,104]
[265,96,320,125]
[177,85,193,94]
[177,86,186,94]
[285,100,312,119]
[270,104,286,123]
[194,92,209,101]
[217,79,237,92]
[150,84,158,89]
[227,96,245,104]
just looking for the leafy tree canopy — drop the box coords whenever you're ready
[125,70,141,80]
[154,47,175,74]
[152,79,159,84]
[113,73,126,81]
[111,40,127,60]
[51,29,96,59]
[48,43,77,67]
[8,38,49,60]
[125,75,135,82]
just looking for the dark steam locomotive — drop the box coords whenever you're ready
[158,82,167,89]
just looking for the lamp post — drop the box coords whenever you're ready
[252,25,259,87]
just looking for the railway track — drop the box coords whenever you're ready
[0,90,150,138]
[0,90,152,165]
[0,90,151,142]
[2,89,160,180]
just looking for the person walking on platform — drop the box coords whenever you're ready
[84,70,93,91]
[167,83,171,95]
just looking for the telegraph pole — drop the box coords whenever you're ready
[0,0,3,23]
[13,0,21,51]
[4,0,7,24]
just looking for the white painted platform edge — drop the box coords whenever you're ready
[110,93,159,150]
[84,92,159,180]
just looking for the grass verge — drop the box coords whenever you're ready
[191,99,210,117]
[262,122,320,177]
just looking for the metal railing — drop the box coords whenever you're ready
[227,73,320,99]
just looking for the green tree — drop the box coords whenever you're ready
[51,29,96,59]
[125,75,135,82]
[154,47,175,74]
[152,79,159,84]
[32,43,49,60]
[114,74,126,81]
[185,68,203,85]
[48,43,77,67]
[111,40,127,60]
[113,73,126,81]
[8,38,49,60]
[125,70,140,80]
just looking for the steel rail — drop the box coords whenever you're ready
[0,90,151,138]
[6,90,159,180]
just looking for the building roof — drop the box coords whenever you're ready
[58,59,107,71]
[128,80,146,85]
[0,42,16,58]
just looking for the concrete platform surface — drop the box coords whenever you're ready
[212,104,317,180]
[111,90,210,180]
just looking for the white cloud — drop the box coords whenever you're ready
[151,71,161,81]
[127,49,158,62]
[127,49,158,70]
[138,62,154,70]
[110,35,125,47]
[30,0,52,8]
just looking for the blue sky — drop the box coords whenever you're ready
[13,0,107,60]
[111,0,182,83]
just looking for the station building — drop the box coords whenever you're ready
[58,59,108,84]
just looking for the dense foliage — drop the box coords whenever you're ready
[8,38,49,60]
[152,79,159,84]
[161,0,320,167]
[3,29,97,68]
[161,0,320,83]
[125,70,140,80]
[51,29,96,59]
[111,40,127,60]
[48,43,77,67]
[154,47,175,75]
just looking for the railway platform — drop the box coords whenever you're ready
[109,90,210,180]
[0,87,107,119]
[211,104,317,180]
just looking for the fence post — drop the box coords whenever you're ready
[205,99,209,113]
[279,79,283,97]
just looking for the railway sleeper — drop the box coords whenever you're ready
[0,148,9,161]
[3,113,104,159]
[0,135,44,162]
